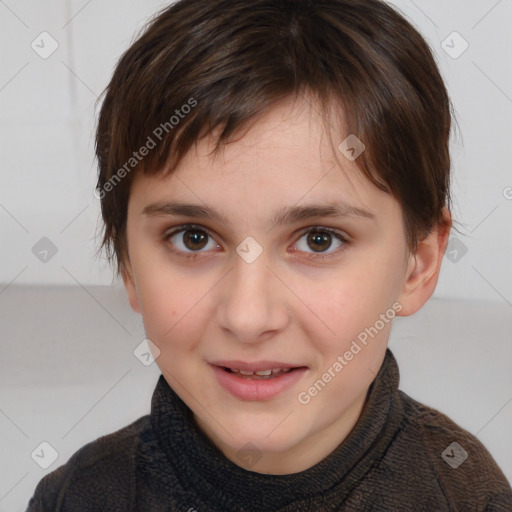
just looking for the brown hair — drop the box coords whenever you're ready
[95,0,453,276]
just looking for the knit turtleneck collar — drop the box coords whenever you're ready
[147,348,404,511]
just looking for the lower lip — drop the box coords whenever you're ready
[211,365,308,401]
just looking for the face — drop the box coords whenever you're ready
[123,95,439,474]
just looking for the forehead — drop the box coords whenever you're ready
[129,95,400,227]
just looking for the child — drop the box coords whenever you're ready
[26,0,512,510]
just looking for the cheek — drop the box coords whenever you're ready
[139,282,186,340]
[132,256,182,336]
[301,253,402,352]
[133,258,212,350]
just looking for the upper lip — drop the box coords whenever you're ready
[210,360,306,371]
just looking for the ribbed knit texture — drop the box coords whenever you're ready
[26,348,512,511]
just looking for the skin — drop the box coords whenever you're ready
[122,94,451,475]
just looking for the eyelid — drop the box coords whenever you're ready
[163,223,217,242]
[295,225,349,242]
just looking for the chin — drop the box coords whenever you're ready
[234,428,301,454]
[196,407,310,456]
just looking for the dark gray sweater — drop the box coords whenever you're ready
[26,349,512,511]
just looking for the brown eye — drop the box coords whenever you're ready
[165,225,219,256]
[294,227,347,257]
[306,230,332,252]
[182,228,209,250]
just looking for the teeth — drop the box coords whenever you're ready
[255,369,273,376]
[230,367,293,376]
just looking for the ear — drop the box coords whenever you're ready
[397,208,452,316]
[121,260,141,314]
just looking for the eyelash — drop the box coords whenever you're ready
[163,223,349,261]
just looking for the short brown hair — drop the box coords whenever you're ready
[95,0,453,276]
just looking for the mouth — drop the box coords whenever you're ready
[220,366,305,379]
[210,362,309,401]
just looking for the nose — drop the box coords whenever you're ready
[216,251,290,344]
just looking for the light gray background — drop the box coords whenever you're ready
[1,1,511,510]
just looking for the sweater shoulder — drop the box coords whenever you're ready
[25,414,151,512]
[397,390,512,509]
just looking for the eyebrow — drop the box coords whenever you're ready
[141,200,375,227]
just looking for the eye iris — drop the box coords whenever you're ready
[184,229,208,250]
[307,231,331,252]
